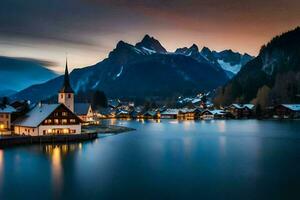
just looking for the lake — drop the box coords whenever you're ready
[1,119,300,199]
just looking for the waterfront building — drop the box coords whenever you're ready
[142,111,159,119]
[226,104,255,118]
[13,58,82,136]
[273,104,300,119]
[96,107,114,118]
[160,109,179,119]
[0,105,16,133]
[178,108,202,120]
[74,103,94,122]
[201,110,228,120]
[13,103,81,136]
[115,110,130,118]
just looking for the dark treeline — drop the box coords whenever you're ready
[214,27,300,109]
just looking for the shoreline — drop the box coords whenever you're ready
[0,124,135,148]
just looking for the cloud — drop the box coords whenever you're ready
[11,57,58,68]
[0,0,299,67]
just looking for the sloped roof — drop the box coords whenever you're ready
[161,109,179,115]
[0,105,16,113]
[179,108,196,113]
[143,111,157,116]
[13,104,60,127]
[281,104,300,111]
[74,103,91,115]
[97,107,113,115]
[59,59,74,93]
[231,104,255,110]
[202,109,225,115]
[116,110,129,115]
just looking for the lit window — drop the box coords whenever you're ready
[70,119,76,123]
[62,119,67,124]
[62,112,68,116]
[54,119,59,124]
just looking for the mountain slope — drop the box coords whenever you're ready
[175,45,253,78]
[214,27,300,106]
[0,56,57,91]
[13,36,229,102]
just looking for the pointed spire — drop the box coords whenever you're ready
[59,57,74,93]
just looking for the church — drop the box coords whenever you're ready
[13,60,82,136]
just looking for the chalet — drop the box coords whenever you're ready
[273,104,300,119]
[177,108,202,120]
[74,103,94,122]
[201,110,228,120]
[115,110,130,118]
[226,104,255,119]
[0,105,16,133]
[96,107,114,118]
[13,103,81,136]
[13,58,82,136]
[130,110,143,119]
[160,109,179,119]
[142,111,159,119]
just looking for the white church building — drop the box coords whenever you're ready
[13,60,82,136]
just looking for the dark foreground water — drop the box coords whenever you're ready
[1,120,300,200]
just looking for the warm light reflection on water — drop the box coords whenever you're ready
[217,120,226,133]
[0,150,3,190]
[43,143,83,197]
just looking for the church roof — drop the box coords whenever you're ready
[59,58,74,93]
[74,103,91,115]
[13,104,61,127]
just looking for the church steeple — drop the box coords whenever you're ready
[59,57,74,93]
[58,57,74,112]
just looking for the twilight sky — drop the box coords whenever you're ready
[0,0,299,73]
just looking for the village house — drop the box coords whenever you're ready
[142,111,160,119]
[130,110,143,119]
[226,104,255,119]
[13,59,82,136]
[0,105,16,134]
[115,110,131,118]
[96,107,114,119]
[74,103,94,122]
[201,110,228,120]
[177,108,202,120]
[160,109,179,119]
[273,104,300,119]
[13,103,82,136]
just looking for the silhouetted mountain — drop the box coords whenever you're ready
[13,35,230,102]
[0,56,57,92]
[176,45,253,77]
[175,44,209,63]
[135,34,167,54]
[214,27,300,106]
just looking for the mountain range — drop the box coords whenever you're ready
[214,27,300,107]
[10,35,253,102]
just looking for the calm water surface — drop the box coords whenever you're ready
[1,120,300,199]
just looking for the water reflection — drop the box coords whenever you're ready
[0,150,3,191]
[42,143,83,197]
[217,120,226,133]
